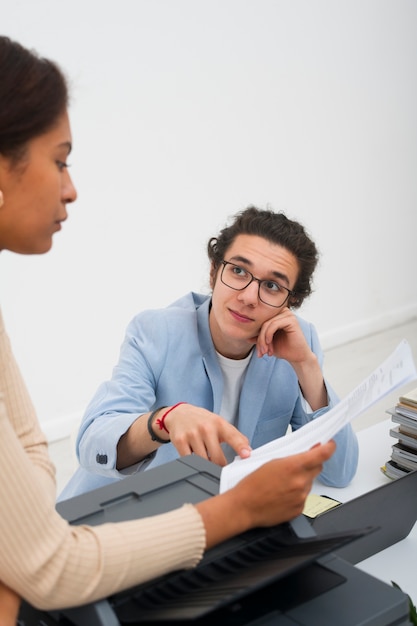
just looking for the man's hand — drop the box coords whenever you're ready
[165,404,251,466]
[254,307,311,362]
[252,308,328,411]
[117,404,251,470]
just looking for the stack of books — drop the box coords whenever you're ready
[383,387,417,479]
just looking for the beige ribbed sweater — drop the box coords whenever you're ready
[0,309,205,610]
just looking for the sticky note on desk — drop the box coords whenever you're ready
[303,494,341,518]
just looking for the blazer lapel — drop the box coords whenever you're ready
[237,354,275,442]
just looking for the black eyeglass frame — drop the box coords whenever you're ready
[220,260,297,308]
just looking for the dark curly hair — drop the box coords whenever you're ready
[207,206,319,309]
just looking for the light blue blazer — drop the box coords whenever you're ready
[59,292,358,500]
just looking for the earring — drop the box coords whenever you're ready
[0,190,3,208]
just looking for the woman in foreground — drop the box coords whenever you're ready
[0,35,335,623]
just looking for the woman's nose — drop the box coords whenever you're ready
[63,170,77,204]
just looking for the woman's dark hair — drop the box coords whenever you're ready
[0,36,68,163]
[207,206,319,309]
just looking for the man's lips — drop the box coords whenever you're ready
[229,308,254,323]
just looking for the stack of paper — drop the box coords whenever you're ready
[383,387,417,479]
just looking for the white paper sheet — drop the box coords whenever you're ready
[219,339,417,493]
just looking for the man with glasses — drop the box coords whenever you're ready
[60,206,358,500]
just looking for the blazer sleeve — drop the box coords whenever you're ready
[289,321,359,488]
[76,310,169,477]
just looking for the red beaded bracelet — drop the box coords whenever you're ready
[156,402,187,433]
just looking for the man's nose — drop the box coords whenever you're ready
[238,279,259,305]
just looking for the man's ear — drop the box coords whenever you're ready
[209,261,218,290]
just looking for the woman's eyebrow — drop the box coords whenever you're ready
[58,140,72,155]
[228,254,290,286]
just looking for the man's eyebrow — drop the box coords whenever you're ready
[228,254,290,286]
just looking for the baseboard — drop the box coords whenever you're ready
[318,305,417,351]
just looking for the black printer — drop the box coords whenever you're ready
[19,456,414,626]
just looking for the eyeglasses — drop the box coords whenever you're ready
[220,260,296,308]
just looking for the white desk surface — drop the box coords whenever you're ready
[312,418,417,601]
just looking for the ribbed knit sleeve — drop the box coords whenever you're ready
[0,310,205,610]
[0,310,56,500]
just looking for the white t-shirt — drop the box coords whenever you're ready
[216,349,253,462]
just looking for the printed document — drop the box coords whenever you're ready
[220,339,417,493]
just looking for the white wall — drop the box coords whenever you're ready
[1,0,416,441]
